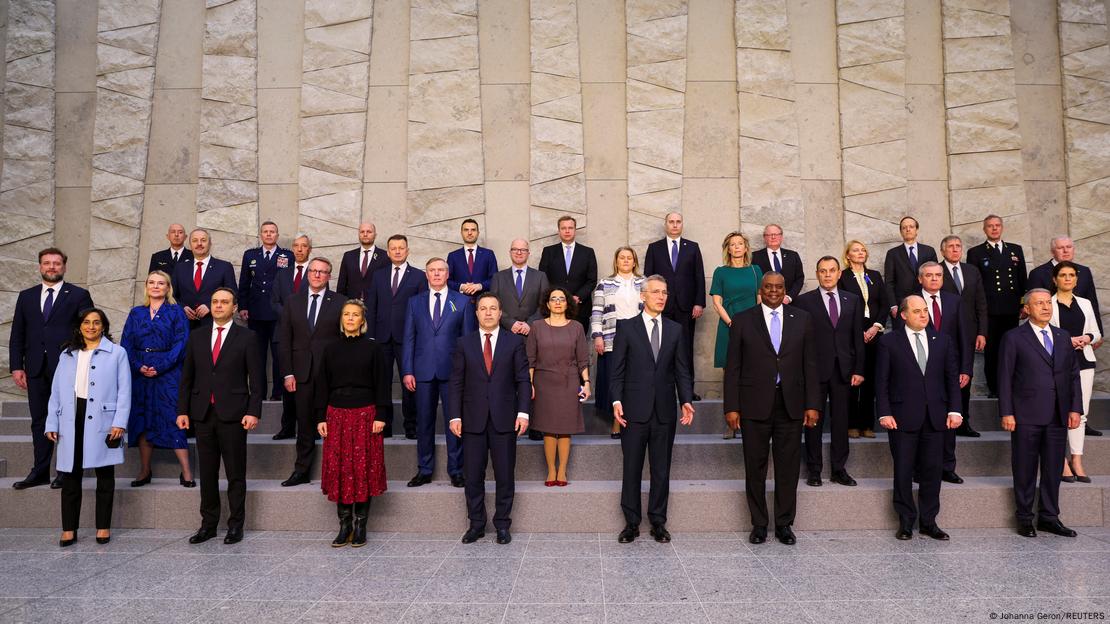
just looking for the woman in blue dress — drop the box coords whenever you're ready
[120,270,193,487]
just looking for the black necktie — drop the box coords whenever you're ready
[42,287,54,319]
[172,250,179,263]
[308,294,319,332]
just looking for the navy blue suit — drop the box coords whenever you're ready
[240,246,290,399]
[336,246,387,300]
[402,289,473,477]
[644,237,705,382]
[365,264,426,436]
[171,256,237,328]
[999,322,1083,524]
[875,327,961,530]
[447,246,498,293]
[9,282,94,481]
[268,263,307,434]
[449,330,531,531]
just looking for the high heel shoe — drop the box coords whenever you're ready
[95,531,111,545]
[130,473,152,487]
[59,532,76,548]
[1068,459,1092,483]
[179,473,196,488]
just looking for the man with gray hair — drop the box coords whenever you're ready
[171,228,238,330]
[1028,236,1102,334]
[966,214,1026,397]
[939,234,988,438]
[269,233,313,440]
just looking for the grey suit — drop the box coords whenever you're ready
[489,266,550,332]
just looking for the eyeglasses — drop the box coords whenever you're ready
[308,269,330,275]
[510,248,529,253]
[548,296,567,303]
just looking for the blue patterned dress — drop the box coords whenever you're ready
[120,304,189,449]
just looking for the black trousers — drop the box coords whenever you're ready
[888,417,943,529]
[985,313,1019,394]
[247,319,281,399]
[26,372,56,480]
[740,389,802,529]
[848,338,878,431]
[663,308,697,384]
[462,421,517,531]
[293,380,318,474]
[594,353,611,420]
[379,339,416,436]
[278,386,298,436]
[804,375,851,476]
[943,384,972,472]
[620,413,677,527]
[1011,422,1067,524]
[60,399,114,532]
[195,408,248,531]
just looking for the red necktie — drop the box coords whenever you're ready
[210,326,224,403]
[293,265,303,293]
[468,249,475,274]
[361,250,369,276]
[483,333,493,374]
[194,261,203,291]
[931,295,942,331]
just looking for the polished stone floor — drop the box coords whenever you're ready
[0,526,1107,623]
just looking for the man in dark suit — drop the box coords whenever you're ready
[724,272,821,546]
[644,212,706,398]
[1000,288,1083,538]
[175,287,264,545]
[336,222,387,300]
[966,214,1026,397]
[940,235,988,437]
[610,275,695,544]
[148,223,192,274]
[365,234,427,438]
[447,218,498,296]
[268,234,312,440]
[238,221,290,400]
[276,257,344,487]
[875,295,963,541]
[9,247,94,490]
[171,228,238,329]
[448,292,532,545]
[403,258,474,488]
[793,257,865,488]
[538,214,597,328]
[751,223,804,302]
[490,239,549,335]
[884,216,937,315]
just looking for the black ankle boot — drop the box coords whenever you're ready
[351,500,370,547]
[332,503,353,547]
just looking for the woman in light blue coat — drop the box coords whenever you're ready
[46,307,130,547]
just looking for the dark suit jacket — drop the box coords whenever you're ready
[884,243,937,306]
[893,290,972,375]
[643,238,706,313]
[176,322,264,422]
[837,268,889,325]
[609,315,694,423]
[723,305,821,421]
[9,283,94,378]
[447,246,499,293]
[238,246,290,321]
[336,246,387,300]
[998,322,1083,427]
[364,264,427,343]
[149,248,193,275]
[448,330,532,434]
[538,241,598,325]
[966,241,1026,315]
[941,262,989,339]
[172,256,238,312]
[277,289,344,383]
[874,327,962,431]
[402,289,474,381]
[752,247,805,300]
[489,266,549,331]
[269,263,308,322]
[792,288,865,383]
[1028,260,1102,333]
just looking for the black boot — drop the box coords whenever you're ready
[332,503,353,548]
[351,500,370,547]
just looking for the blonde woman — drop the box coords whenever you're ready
[710,232,762,438]
[838,241,890,438]
[591,247,645,438]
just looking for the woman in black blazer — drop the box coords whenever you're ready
[839,240,890,438]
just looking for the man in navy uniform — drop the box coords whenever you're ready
[966,214,1026,397]
[239,221,290,400]
[148,223,192,274]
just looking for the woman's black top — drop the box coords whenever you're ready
[314,335,393,422]
[1056,298,1095,369]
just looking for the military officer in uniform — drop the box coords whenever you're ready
[965,214,1026,397]
[239,221,291,401]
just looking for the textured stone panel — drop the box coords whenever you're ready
[838,82,906,148]
[57,0,98,92]
[478,0,529,84]
[944,69,1015,108]
[948,150,1024,189]
[482,83,529,181]
[946,99,1022,154]
[943,36,1015,73]
[1065,118,1110,186]
[364,85,406,182]
[683,81,738,178]
[837,17,904,68]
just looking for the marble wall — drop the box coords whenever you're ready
[2,0,1110,401]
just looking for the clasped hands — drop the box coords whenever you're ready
[613,402,695,427]
[176,414,258,431]
[724,409,819,431]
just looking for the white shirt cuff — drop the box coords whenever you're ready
[947,412,962,418]
[449,418,461,424]
[612,401,621,407]
[517,412,529,420]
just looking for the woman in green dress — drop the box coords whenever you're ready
[710,231,763,438]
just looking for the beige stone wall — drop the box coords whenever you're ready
[2,0,1110,401]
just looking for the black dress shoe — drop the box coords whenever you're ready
[496,529,512,545]
[12,476,49,490]
[895,527,913,540]
[831,471,857,486]
[1061,474,1077,483]
[806,474,823,487]
[692,393,702,402]
[1036,520,1077,537]
[407,473,432,488]
[96,534,111,545]
[131,473,152,488]
[271,431,295,440]
[461,528,485,544]
[955,425,981,438]
[749,526,767,544]
[405,433,417,440]
[450,474,465,488]
[919,525,950,541]
[1085,425,1102,436]
[281,472,310,487]
[224,528,244,544]
[1017,523,1037,538]
[941,471,964,484]
[59,533,77,548]
[650,525,671,543]
[1075,474,1092,484]
[774,526,796,545]
[618,524,639,543]
[189,528,217,544]
[50,475,64,489]
[179,473,196,488]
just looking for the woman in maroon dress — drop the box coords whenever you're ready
[316,300,392,547]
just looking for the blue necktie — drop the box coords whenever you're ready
[433,292,442,328]
[515,269,523,299]
[1041,329,1053,356]
[772,251,781,273]
[42,287,54,320]
[770,310,782,383]
[564,245,572,274]
[908,246,918,271]
[670,240,678,271]
[308,293,318,332]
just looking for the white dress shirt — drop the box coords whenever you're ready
[612,311,664,407]
[305,287,326,323]
[40,281,64,312]
[901,325,961,419]
[169,246,185,262]
[192,256,212,282]
[563,242,576,263]
[761,303,783,331]
[511,265,527,291]
[389,262,409,285]
[612,276,642,319]
[428,286,449,317]
[449,326,529,423]
[904,242,919,258]
[211,319,234,351]
[921,289,943,325]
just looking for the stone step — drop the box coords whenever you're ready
[2,432,1107,483]
[0,458,5,478]
[0,475,1103,532]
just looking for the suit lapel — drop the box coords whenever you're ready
[895,329,919,372]
[755,308,776,354]
[309,291,336,336]
[488,330,508,377]
[1026,323,1054,366]
[45,285,70,321]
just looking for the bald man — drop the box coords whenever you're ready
[337,222,388,300]
[489,239,549,335]
[149,223,193,273]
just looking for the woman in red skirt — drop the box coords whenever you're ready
[315,299,392,547]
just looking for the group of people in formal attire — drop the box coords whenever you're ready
[6,210,1100,547]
